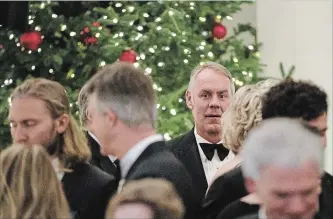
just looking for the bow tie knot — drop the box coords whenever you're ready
[199,143,229,161]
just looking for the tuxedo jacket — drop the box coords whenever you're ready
[235,213,259,219]
[87,132,118,176]
[166,128,208,203]
[203,166,247,219]
[124,140,202,219]
[62,162,117,219]
[236,212,326,219]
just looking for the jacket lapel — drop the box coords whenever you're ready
[173,129,208,197]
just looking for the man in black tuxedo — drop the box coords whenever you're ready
[238,118,325,219]
[83,61,201,219]
[8,78,117,219]
[167,62,235,202]
[203,79,332,219]
[78,84,118,177]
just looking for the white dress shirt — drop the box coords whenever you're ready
[119,134,164,179]
[258,206,267,219]
[194,128,235,183]
[51,157,65,181]
[88,131,117,162]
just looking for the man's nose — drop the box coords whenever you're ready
[287,196,307,215]
[12,126,28,144]
[209,95,221,108]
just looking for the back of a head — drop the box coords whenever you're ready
[107,178,184,219]
[241,118,324,180]
[222,85,263,153]
[262,79,327,121]
[86,61,157,128]
[10,78,91,167]
[0,144,71,219]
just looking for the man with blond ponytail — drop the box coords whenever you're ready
[8,78,117,219]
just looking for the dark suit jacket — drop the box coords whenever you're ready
[124,140,202,219]
[319,172,333,219]
[235,213,259,219]
[87,132,118,176]
[62,162,117,219]
[236,211,326,219]
[166,128,208,203]
[203,166,247,219]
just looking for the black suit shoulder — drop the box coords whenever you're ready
[235,213,259,219]
[203,166,248,219]
[127,141,201,219]
[63,162,117,219]
[319,171,333,219]
[166,130,194,152]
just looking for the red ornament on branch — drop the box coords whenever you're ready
[84,36,97,45]
[92,22,100,27]
[119,49,137,63]
[20,31,42,51]
[212,23,227,40]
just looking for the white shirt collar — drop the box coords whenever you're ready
[88,131,117,162]
[120,134,164,178]
[258,206,267,219]
[51,157,65,181]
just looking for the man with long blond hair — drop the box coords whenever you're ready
[8,78,117,219]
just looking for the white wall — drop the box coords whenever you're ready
[257,0,333,174]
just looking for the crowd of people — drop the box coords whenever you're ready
[0,61,332,219]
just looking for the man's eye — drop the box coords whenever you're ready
[24,121,36,127]
[276,193,288,199]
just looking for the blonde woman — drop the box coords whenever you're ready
[0,144,71,219]
[208,84,263,185]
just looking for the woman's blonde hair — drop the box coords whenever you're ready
[0,144,71,219]
[222,85,263,153]
[10,78,91,168]
[107,178,184,219]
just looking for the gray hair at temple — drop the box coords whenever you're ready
[241,118,324,180]
[188,62,235,95]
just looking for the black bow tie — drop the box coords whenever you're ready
[199,143,229,161]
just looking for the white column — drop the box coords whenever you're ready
[257,0,333,174]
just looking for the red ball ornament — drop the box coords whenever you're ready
[119,49,137,63]
[84,27,90,33]
[92,22,100,27]
[20,31,42,51]
[84,36,97,45]
[212,23,227,39]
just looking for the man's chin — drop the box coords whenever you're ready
[204,124,221,134]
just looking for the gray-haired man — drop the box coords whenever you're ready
[239,118,324,219]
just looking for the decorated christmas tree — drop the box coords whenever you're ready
[0,1,261,146]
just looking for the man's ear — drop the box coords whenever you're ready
[106,110,118,127]
[55,114,70,134]
[244,177,257,194]
[186,90,193,110]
